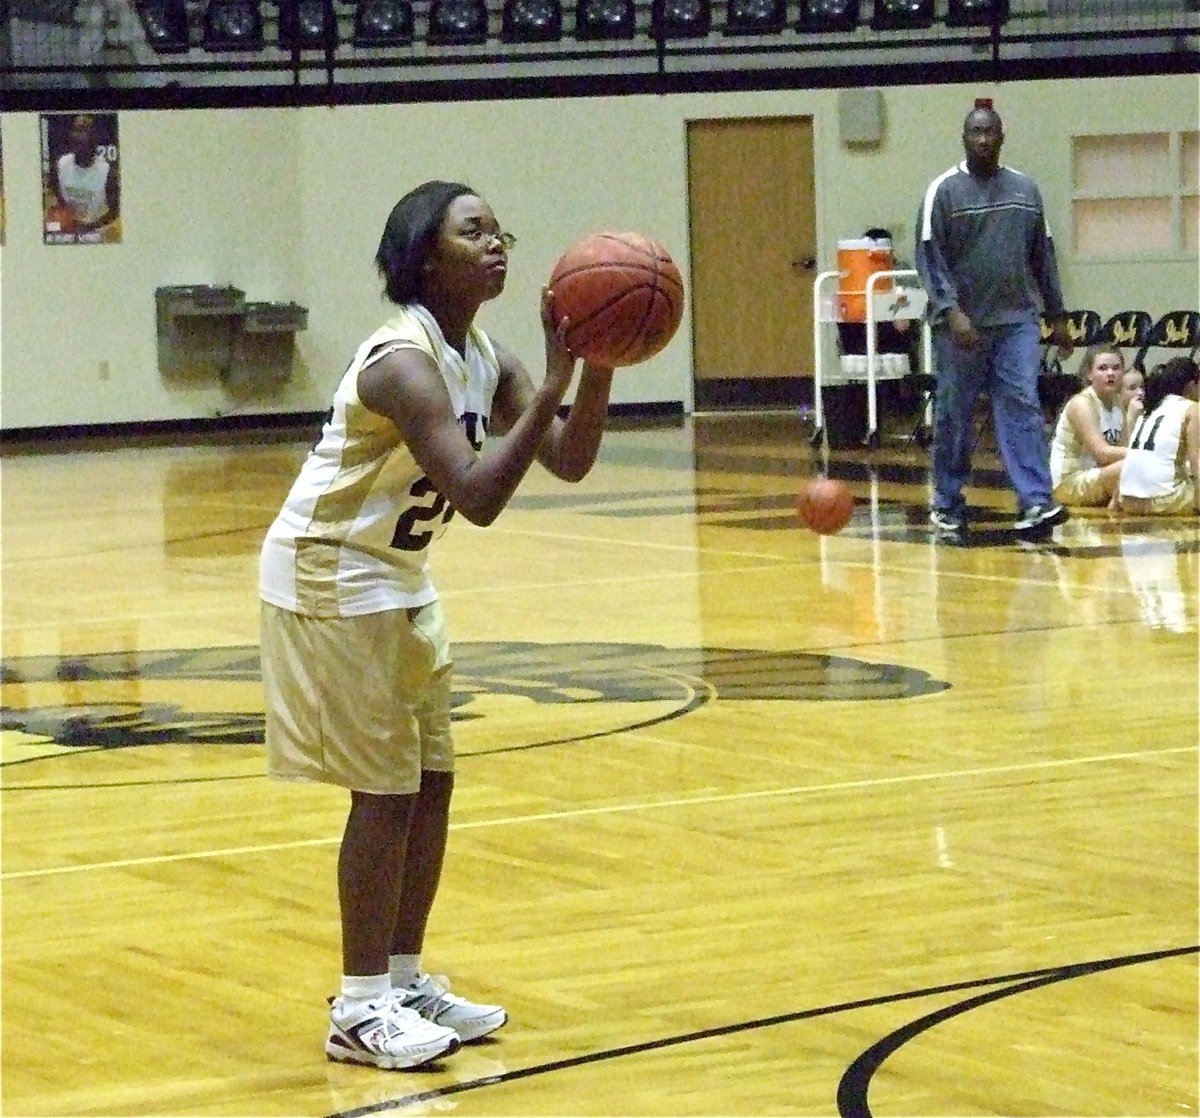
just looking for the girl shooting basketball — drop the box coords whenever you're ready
[259,180,614,1069]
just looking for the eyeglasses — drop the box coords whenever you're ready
[462,228,517,251]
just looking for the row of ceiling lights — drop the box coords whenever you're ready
[135,0,1008,50]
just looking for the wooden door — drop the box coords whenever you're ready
[687,116,817,409]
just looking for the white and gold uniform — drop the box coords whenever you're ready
[1049,385,1123,506]
[1119,394,1196,515]
[259,304,501,793]
[260,303,499,617]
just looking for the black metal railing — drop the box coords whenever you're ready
[2,0,1197,109]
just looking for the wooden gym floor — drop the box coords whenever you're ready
[1,410,1196,1117]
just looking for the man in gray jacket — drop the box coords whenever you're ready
[916,103,1073,537]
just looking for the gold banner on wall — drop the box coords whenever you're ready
[40,112,122,246]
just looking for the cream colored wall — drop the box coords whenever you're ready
[1,73,1196,431]
[0,108,308,428]
[873,75,1200,314]
[291,94,708,418]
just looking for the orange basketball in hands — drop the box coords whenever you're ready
[549,232,685,367]
[796,477,854,535]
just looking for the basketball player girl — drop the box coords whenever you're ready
[259,181,614,1070]
[1114,356,1199,515]
[1049,344,1129,508]
[1119,365,1146,441]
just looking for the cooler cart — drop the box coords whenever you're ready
[811,267,931,450]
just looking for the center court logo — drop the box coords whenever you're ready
[1,642,948,753]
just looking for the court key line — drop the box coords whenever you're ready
[0,562,776,633]
[330,944,1200,1118]
[2,743,1192,882]
[4,546,1159,633]
[458,529,1171,599]
[475,518,1176,593]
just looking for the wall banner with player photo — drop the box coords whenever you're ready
[40,112,121,245]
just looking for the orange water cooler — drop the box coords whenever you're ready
[836,236,894,321]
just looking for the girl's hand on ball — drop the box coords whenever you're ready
[541,286,575,385]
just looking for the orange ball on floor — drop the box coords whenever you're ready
[796,477,854,535]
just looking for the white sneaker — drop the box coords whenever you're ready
[326,993,460,1069]
[1013,503,1068,535]
[397,974,507,1042]
[929,508,964,533]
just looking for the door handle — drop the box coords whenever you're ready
[791,256,817,272]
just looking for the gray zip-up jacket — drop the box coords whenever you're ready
[914,161,1066,329]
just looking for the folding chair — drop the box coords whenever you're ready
[1133,310,1200,373]
[907,367,936,448]
[1038,309,1100,419]
[1097,309,1153,351]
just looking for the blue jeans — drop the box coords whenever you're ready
[930,320,1053,516]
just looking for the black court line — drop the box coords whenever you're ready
[459,676,714,755]
[0,673,715,788]
[324,945,1197,1118]
[0,771,267,790]
[836,944,1197,1117]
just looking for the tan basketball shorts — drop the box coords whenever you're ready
[1118,479,1197,516]
[1053,467,1111,508]
[260,600,454,794]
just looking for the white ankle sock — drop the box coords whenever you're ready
[341,973,391,1008]
[389,953,421,988]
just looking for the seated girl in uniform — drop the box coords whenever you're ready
[1114,356,1199,516]
[1119,366,1145,441]
[1049,345,1129,508]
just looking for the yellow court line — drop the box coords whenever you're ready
[442,562,788,597]
[442,557,1154,600]
[469,521,1193,593]
[0,550,1151,635]
[472,520,779,558]
[0,563,772,632]
[2,744,1192,882]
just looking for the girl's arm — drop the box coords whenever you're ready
[358,329,573,528]
[490,290,614,484]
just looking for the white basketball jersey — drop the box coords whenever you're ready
[1050,386,1123,483]
[56,153,110,223]
[1119,394,1192,499]
[259,305,500,617]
